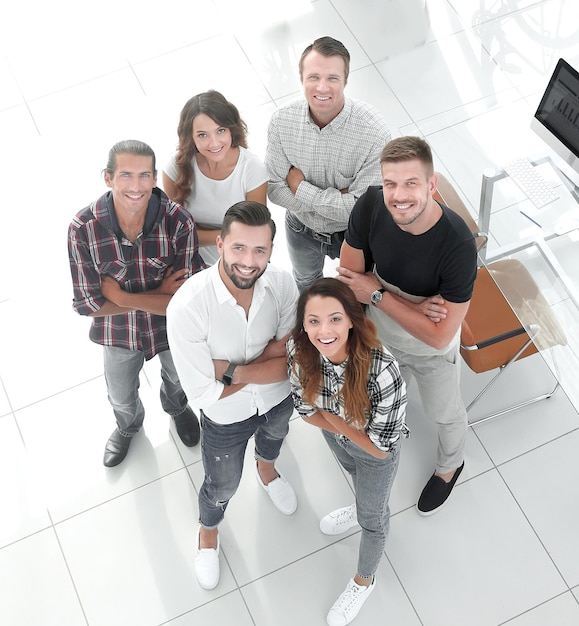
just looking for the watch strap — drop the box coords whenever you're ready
[222,362,237,386]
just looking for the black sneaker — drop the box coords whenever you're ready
[416,462,464,516]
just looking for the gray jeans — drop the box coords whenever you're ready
[388,343,467,474]
[103,346,188,436]
[285,212,344,293]
[323,431,400,579]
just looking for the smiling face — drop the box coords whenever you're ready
[192,113,233,162]
[381,159,438,233]
[301,50,347,128]
[303,295,353,364]
[216,221,273,291]
[104,153,156,217]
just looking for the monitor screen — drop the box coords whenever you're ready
[532,58,579,177]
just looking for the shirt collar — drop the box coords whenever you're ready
[209,261,267,308]
[98,188,162,240]
[305,97,352,131]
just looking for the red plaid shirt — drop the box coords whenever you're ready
[68,188,206,359]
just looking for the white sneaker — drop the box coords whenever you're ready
[194,527,220,590]
[327,577,376,626]
[320,504,358,535]
[255,463,297,515]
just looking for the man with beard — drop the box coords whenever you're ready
[337,136,477,517]
[167,200,299,590]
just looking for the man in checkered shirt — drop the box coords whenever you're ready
[68,140,206,467]
[265,36,391,292]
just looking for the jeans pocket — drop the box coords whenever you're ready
[285,211,305,233]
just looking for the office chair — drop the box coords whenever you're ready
[433,173,567,425]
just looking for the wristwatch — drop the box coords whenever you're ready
[370,288,386,307]
[222,362,237,386]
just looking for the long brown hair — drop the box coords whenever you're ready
[290,278,381,428]
[173,90,248,206]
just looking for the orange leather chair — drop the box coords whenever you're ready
[434,173,567,425]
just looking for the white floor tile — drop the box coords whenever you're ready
[229,0,372,100]
[0,529,86,626]
[387,470,566,626]
[448,0,544,25]
[0,297,104,411]
[242,532,421,626]
[346,65,413,136]
[503,592,579,626]
[425,0,468,42]
[467,356,579,465]
[0,383,11,417]
[471,0,579,97]
[15,377,187,522]
[133,35,271,116]
[3,1,126,100]
[55,470,230,626]
[376,29,514,122]
[165,590,254,625]
[0,415,51,548]
[333,0,432,62]
[499,429,579,588]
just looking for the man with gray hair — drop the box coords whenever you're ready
[68,140,206,467]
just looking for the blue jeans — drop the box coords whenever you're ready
[285,211,344,292]
[323,431,400,578]
[198,394,293,528]
[103,346,188,436]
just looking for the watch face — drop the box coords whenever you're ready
[371,290,382,305]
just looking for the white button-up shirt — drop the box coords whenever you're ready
[167,262,298,424]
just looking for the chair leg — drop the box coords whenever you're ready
[465,329,561,426]
[467,380,560,426]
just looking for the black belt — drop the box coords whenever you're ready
[300,221,343,245]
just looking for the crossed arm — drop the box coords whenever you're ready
[212,334,290,399]
[302,410,388,459]
[337,242,469,350]
[92,268,188,317]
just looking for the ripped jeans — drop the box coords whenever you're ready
[197,395,293,528]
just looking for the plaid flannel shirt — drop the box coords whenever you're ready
[68,188,205,359]
[287,338,408,452]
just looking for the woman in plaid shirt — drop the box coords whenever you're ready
[287,278,407,626]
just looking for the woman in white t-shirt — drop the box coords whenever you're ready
[162,90,268,265]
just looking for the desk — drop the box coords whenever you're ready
[482,233,579,413]
[479,155,579,261]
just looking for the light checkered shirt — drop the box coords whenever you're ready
[287,338,408,452]
[265,97,391,233]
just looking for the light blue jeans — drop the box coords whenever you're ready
[198,394,293,529]
[285,212,344,292]
[323,431,400,579]
[103,346,188,436]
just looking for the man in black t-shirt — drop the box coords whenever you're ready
[338,136,477,516]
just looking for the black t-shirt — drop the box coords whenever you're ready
[345,186,477,303]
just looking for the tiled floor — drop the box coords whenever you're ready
[1,1,579,624]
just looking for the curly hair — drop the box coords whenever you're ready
[290,278,382,429]
[172,90,248,206]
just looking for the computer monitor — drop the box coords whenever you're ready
[531,58,579,186]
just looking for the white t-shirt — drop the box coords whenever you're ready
[163,146,268,265]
